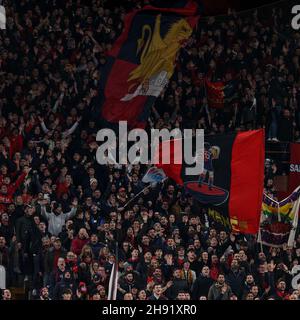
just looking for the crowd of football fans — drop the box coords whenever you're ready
[1,0,300,300]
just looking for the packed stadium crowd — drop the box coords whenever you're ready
[1,0,300,300]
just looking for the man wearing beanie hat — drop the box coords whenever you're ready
[75,282,88,300]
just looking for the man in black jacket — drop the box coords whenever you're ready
[16,205,35,280]
[224,259,246,299]
[278,108,294,142]
[191,266,214,300]
[118,271,141,298]
[165,268,189,299]
[0,236,9,269]
[27,217,49,289]
[16,205,35,251]
[44,238,67,287]
[0,212,14,245]
[52,270,75,300]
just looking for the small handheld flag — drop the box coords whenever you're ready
[142,167,167,184]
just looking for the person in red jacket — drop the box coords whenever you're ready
[0,166,31,213]
[274,279,290,300]
[70,228,89,256]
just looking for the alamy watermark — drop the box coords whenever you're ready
[0,5,6,30]
[292,5,300,30]
[96,121,204,176]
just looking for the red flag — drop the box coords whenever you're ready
[156,130,265,234]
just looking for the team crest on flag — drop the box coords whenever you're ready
[99,1,200,128]
[121,14,193,102]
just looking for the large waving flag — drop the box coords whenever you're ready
[156,130,265,234]
[99,0,200,128]
[258,186,300,248]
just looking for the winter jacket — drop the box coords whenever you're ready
[225,269,246,298]
[16,215,34,249]
[208,282,233,300]
[0,172,26,212]
[0,245,9,268]
[191,275,214,299]
[70,237,89,256]
[165,278,189,299]
[44,247,67,274]
[41,205,77,236]
[53,279,76,300]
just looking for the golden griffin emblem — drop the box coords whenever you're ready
[230,216,248,233]
[121,14,193,101]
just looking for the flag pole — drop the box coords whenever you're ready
[257,223,263,253]
[115,238,119,287]
[108,242,119,300]
[233,103,238,127]
[287,194,300,247]
[257,202,264,253]
[277,202,281,222]
[204,79,212,126]
[123,184,152,209]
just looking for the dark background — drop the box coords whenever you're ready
[106,0,289,16]
[202,0,282,15]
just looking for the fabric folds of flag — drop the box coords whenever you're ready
[206,79,239,109]
[156,129,265,234]
[107,261,118,300]
[258,186,300,248]
[142,167,167,184]
[99,0,200,128]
